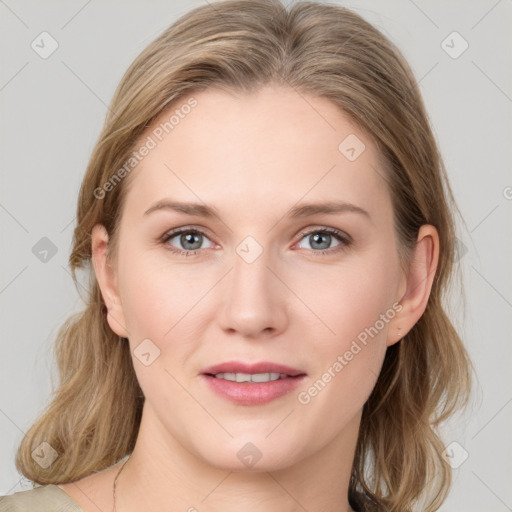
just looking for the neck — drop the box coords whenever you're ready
[115,403,361,512]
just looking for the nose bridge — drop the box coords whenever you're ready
[219,236,286,335]
[232,245,270,296]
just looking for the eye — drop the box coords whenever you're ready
[161,228,215,256]
[160,226,352,257]
[296,227,352,255]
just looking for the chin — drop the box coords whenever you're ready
[195,437,303,473]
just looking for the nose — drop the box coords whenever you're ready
[216,245,289,338]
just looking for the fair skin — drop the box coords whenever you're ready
[58,84,439,512]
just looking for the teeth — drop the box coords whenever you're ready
[214,372,288,382]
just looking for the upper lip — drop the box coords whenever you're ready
[201,360,306,377]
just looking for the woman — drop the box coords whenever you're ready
[1,0,473,511]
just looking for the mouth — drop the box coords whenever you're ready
[201,360,306,379]
[200,361,307,405]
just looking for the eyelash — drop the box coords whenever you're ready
[160,226,352,257]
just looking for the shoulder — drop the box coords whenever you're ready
[0,484,84,512]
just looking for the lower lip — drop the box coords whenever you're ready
[201,374,307,405]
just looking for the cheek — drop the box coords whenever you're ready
[117,251,217,378]
[295,285,393,430]
[118,248,199,335]
[120,271,172,338]
[298,251,398,398]
[302,254,398,346]
[116,254,197,396]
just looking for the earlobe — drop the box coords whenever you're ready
[386,224,440,347]
[91,224,129,338]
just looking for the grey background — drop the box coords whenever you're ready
[1,0,511,510]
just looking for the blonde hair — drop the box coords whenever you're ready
[16,1,474,510]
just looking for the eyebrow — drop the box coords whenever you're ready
[143,199,371,221]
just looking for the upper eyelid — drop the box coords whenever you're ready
[162,226,215,242]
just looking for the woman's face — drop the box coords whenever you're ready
[94,84,412,471]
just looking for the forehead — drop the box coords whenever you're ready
[122,84,392,224]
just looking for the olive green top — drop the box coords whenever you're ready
[0,484,84,511]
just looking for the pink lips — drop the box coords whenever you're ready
[200,360,307,406]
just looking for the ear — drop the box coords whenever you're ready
[91,224,129,338]
[387,224,440,347]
